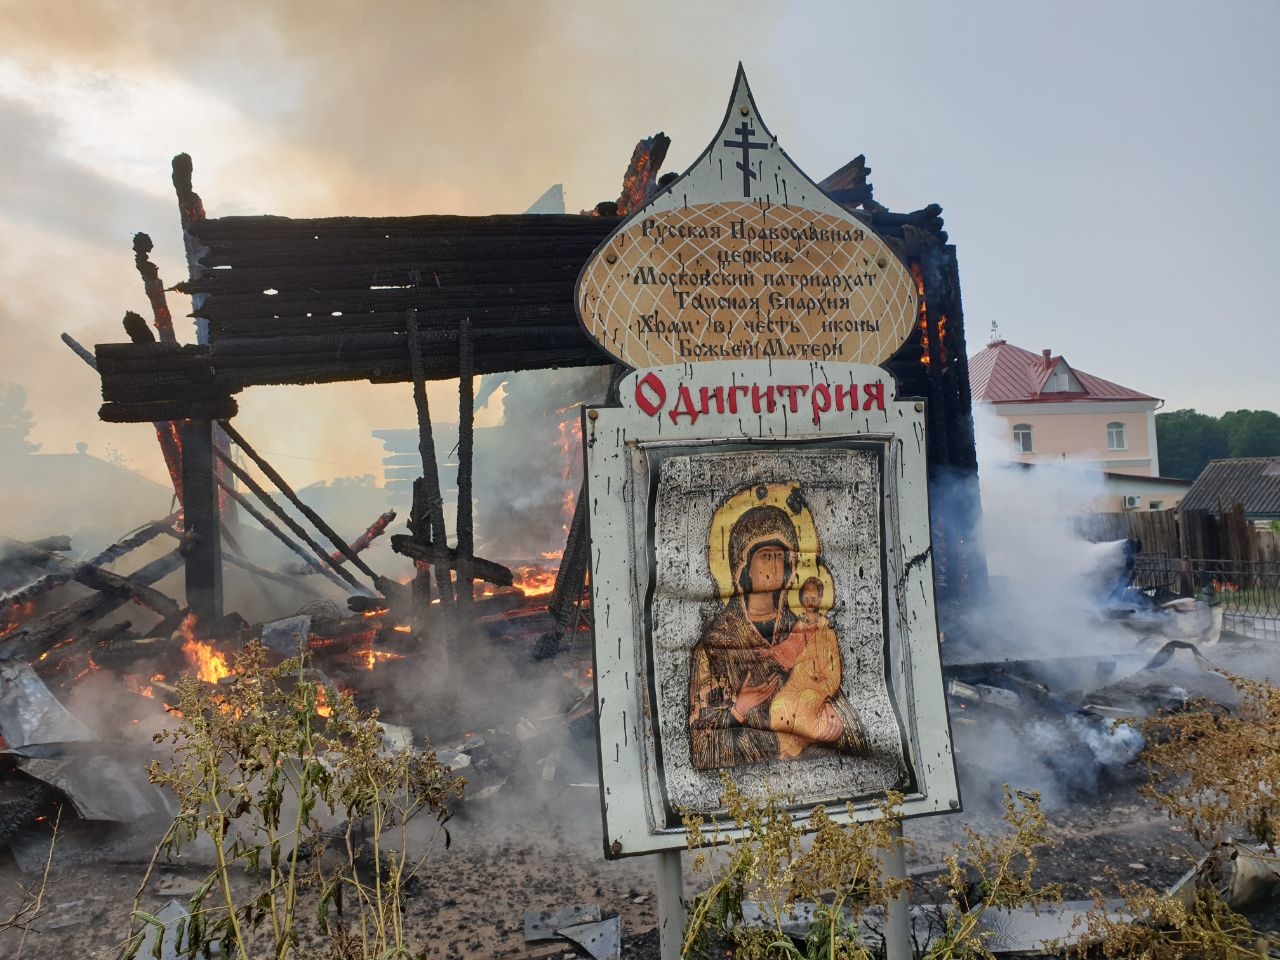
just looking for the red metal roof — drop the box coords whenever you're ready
[969,340,1158,404]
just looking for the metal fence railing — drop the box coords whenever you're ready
[1131,557,1280,641]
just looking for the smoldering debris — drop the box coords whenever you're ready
[1082,640,1243,720]
[1172,841,1280,911]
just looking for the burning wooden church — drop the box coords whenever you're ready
[83,140,982,633]
[2,124,985,694]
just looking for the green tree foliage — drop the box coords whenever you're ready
[1155,409,1228,480]
[1157,408,1280,480]
[1220,409,1280,458]
[0,383,39,456]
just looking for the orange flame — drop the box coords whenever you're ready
[125,674,155,699]
[315,683,332,718]
[0,600,37,641]
[512,565,557,597]
[364,648,405,670]
[179,613,230,684]
[910,263,947,369]
[553,418,583,537]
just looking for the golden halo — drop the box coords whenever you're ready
[706,482,820,603]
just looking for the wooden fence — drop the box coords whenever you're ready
[1075,504,1279,564]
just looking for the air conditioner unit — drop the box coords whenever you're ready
[1123,495,1143,510]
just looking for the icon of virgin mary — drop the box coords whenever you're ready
[687,482,868,771]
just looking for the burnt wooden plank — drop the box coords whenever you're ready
[389,535,512,587]
[181,419,223,624]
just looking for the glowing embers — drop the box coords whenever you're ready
[0,600,37,641]
[124,672,166,700]
[511,564,557,597]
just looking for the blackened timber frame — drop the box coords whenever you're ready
[92,158,982,614]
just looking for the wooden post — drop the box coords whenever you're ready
[180,418,223,624]
[456,318,475,608]
[406,309,455,604]
[171,155,238,535]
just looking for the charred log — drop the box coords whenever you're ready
[388,536,512,587]
[218,421,400,598]
[0,550,185,662]
[0,536,179,619]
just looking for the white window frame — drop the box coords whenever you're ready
[1012,423,1033,454]
[1106,421,1126,451]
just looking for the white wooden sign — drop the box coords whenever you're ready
[575,67,957,862]
[585,361,958,857]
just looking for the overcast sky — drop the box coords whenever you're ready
[0,0,1275,487]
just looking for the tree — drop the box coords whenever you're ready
[1155,408,1227,480]
[1220,408,1280,458]
[0,383,39,456]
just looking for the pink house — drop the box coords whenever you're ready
[969,335,1190,511]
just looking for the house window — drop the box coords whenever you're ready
[1012,423,1033,453]
[1149,500,1163,511]
[1042,365,1084,393]
[1107,421,1126,450]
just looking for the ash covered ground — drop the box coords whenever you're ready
[2,607,1277,959]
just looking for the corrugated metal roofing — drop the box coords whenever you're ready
[1179,457,1280,516]
[969,340,1158,404]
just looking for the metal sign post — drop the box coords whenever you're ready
[575,67,959,958]
[656,849,684,959]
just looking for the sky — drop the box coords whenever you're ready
[0,0,1275,488]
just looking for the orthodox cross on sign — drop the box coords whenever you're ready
[723,121,769,197]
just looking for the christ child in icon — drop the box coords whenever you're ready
[768,573,845,759]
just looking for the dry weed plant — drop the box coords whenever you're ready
[117,640,464,960]
[1074,671,1280,958]
[1,805,61,960]
[1140,674,1280,849]
[681,775,1056,959]
[1074,881,1266,960]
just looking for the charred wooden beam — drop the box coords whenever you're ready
[180,419,223,623]
[36,619,139,685]
[211,472,355,594]
[388,535,513,587]
[817,155,884,212]
[60,332,97,369]
[0,549,185,662]
[284,510,396,576]
[406,309,454,604]
[132,233,177,343]
[212,450,360,590]
[455,318,475,608]
[28,536,72,554]
[218,421,400,598]
[89,515,180,568]
[123,310,156,344]
[129,233,188,501]
[616,132,671,216]
[0,536,179,618]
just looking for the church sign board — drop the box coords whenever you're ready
[577,68,958,858]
